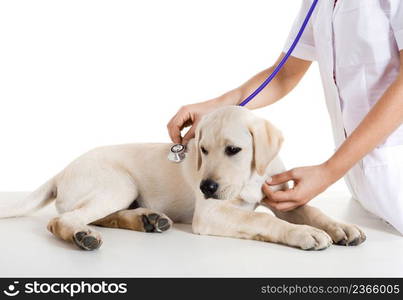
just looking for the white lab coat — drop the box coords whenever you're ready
[284,0,403,233]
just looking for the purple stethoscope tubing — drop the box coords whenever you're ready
[239,0,319,107]
[168,0,319,162]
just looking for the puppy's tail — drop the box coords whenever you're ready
[0,177,57,218]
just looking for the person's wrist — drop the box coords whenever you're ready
[216,88,242,106]
[321,159,344,185]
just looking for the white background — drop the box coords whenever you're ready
[0,0,346,192]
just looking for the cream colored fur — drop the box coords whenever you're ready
[0,106,365,250]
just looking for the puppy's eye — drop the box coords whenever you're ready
[225,146,242,156]
[201,146,208,155]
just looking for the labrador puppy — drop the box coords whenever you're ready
[0,106,365,250]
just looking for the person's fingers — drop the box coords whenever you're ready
[265,199,298,212]
[262,183,274,198]
[167,113,183,144]
[266,170,296,185]
[262,184,297,202]
[168,106,196,144]
[182,123,197,145]
[168,126,182,144]
[167,108,191,144]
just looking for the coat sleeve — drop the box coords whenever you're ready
[283,0,316,61]
[390,0,403,50]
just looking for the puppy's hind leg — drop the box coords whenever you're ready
[48,191,137,251]
[92,208,173,233]
[47,206,104,251]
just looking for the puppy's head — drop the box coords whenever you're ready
[195,106,283,200]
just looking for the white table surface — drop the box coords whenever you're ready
[0,190,402,277]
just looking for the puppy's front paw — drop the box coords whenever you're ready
[325,223,366,246]
[287,225,332,250]
[73,230,102,251]
[141,213,172,233]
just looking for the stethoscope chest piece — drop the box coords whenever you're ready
[168,144,186,163]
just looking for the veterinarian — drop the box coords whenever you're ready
[167,0,403,234]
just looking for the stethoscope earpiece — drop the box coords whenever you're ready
[168,144,186,163]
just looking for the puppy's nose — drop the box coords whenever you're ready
[200,179,219,197]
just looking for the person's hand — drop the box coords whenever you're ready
[262,163,336,212]
[167,99,225,144]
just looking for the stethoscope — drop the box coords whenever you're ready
[168,0,319,163]
[167,143,187,163]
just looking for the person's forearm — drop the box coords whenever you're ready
[213,54,312,109]
[325,69,403,182]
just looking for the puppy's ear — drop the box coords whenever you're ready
[194,126,203,171]
[249,118,283,176]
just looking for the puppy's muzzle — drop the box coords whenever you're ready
[200,179,219,199]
